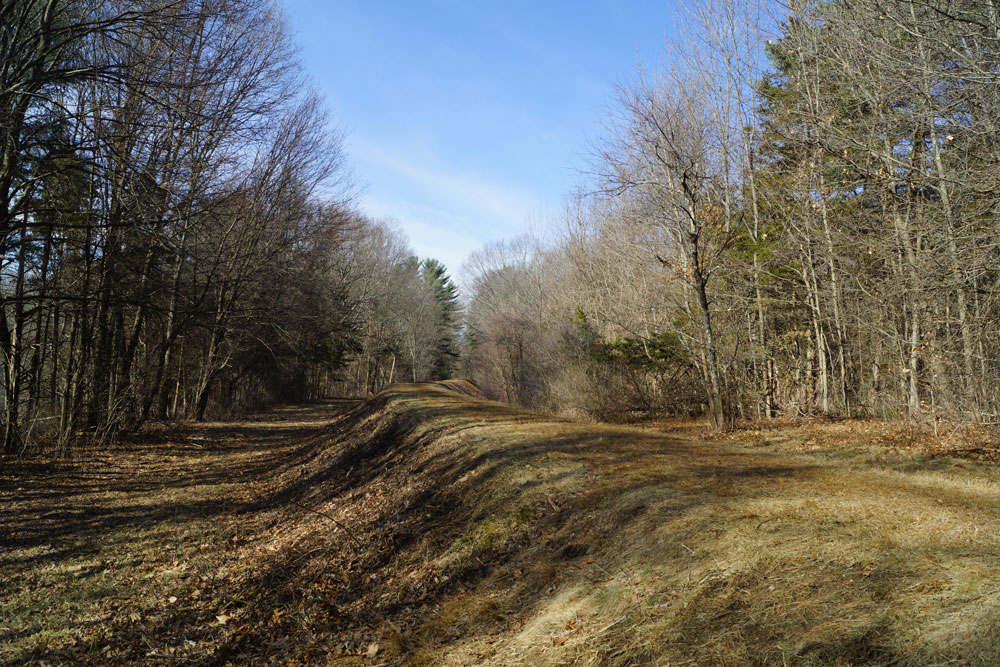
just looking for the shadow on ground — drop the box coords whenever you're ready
[5,383,1000,666]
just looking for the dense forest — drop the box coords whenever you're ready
[0,0,460,457]
[462,0,1000,431]
[4,0,1000,461]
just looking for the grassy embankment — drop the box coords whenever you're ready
[4,380,1000,665]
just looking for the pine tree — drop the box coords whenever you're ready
[420,258,461,379]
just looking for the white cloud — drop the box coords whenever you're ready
[361,197,486,290]
[351,139,544,236]
[350,138,556,290]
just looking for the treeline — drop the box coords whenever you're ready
[0,0,458,458]
[462,0,1000,429]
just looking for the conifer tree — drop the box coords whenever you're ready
[420,258,461,380]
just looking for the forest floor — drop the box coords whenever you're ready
[4,383,1000,665]
[651,413,1000,466]
[0,401,356,665]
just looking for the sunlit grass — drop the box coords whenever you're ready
[5,383,1000,664]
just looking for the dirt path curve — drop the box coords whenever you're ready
[0,400,355,665]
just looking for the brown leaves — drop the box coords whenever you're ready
[552,618,579,646]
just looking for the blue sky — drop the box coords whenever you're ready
[283,0,681,282]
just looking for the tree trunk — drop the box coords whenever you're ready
[687,237,728,431]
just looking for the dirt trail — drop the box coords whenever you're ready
[0,401,355,665]
[4,384,1000,665]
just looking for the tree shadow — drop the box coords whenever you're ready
[10,383,995,665]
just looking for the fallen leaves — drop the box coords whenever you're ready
[0,402,349,665]
[12,384,1000,667]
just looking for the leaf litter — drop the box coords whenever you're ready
[5,383,1000,665]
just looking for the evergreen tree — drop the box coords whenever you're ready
[420,258,461,379]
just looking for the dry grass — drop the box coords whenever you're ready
[0,401,352,665]
[654,413,1000,464]
[5,383,1000,665]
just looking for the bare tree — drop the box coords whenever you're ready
[595,72,737,430]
